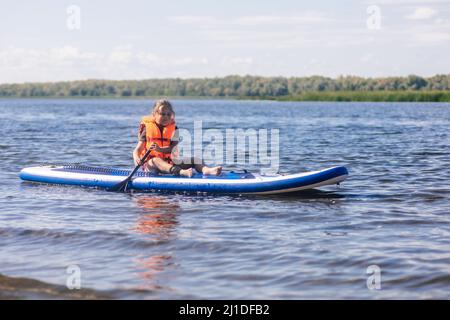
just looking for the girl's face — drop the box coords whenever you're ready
[154,106,172,126]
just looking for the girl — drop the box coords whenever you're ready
[133,99,222,178]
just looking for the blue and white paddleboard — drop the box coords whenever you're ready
[19,164,348,195]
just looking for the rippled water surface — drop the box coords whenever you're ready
[1,99,449,299]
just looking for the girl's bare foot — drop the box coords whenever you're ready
[180,168,194,178]
[202,166,222,176]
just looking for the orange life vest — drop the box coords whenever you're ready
[139,116,176,162]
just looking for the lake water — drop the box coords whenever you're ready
[1,99,449,299]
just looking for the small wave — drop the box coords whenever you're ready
[412,274,450,288]
[410,151,450,156]
[384,273,450,291]
[0,227,168,250]
[348,218,442,229]
[0,273,112,299]
[254,189,347,200]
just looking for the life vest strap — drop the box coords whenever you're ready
[148,137,170,142]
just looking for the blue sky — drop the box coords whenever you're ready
[0,0,449,83]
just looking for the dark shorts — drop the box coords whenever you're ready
[149,156,201,169]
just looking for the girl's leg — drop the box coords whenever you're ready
[150,157,193,177]
[141,161,158,174]
[176,157,222,176]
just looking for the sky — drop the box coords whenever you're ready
[0,0,449,83]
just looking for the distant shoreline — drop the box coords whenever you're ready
[1,91,449,102]
[1,75,449,102]
[275,91,450,102]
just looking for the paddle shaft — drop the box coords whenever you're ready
[109,146,154,191]
[127,146,154,179]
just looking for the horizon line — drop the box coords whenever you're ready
[1,73,449,86]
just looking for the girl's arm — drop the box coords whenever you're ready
[153,129,179,154]
[133,141,147,166]
[135,140,178,161]
[153,140,178,154]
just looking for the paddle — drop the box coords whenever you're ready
[108,147,154,192]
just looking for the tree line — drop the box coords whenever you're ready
[0,75,449,99]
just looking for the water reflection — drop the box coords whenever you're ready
[131,195,180,292]
[132,195,179,238]
[248,189,347,203]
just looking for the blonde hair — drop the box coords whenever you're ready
[152,99,175,121]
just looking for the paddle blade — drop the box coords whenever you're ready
[107,153,149,192]
[108,177,131,192]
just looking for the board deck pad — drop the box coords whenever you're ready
[51,164,255,179]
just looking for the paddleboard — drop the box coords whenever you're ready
[19,164,348,195]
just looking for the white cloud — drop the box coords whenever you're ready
[235,12,331,26]
[0,46,103,70]
[136,52,160,65]
[411,30,450,43]
[400,17,450,45]
[360,53,374,63]
[0,46,100,82]
[364,0,446,4]
[406,7,437,20]
[168,12,332,27]
[108,46,133,64]
[0,46,214,83]
[168,16,217,25]
[220,57,253,66]
[135,52,209,67]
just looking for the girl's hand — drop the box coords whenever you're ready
[150,143,162,152]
